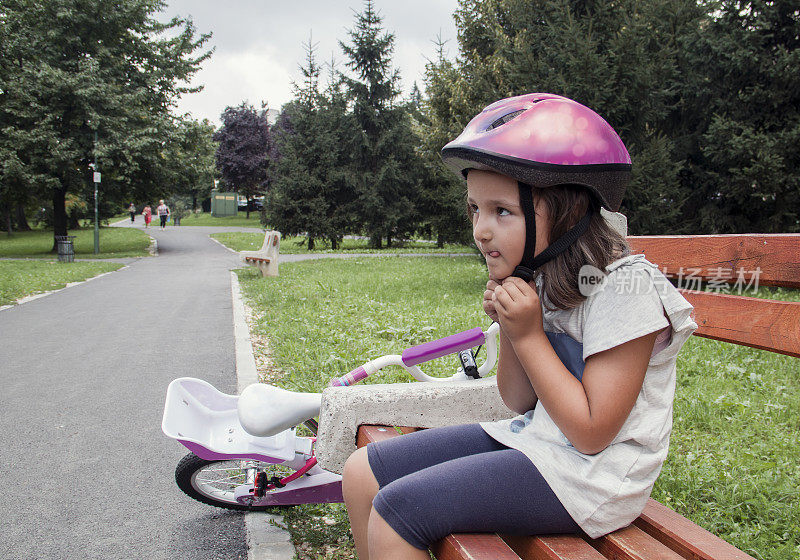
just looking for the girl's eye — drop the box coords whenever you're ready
[497,207,510,216]
[468,203,479,215]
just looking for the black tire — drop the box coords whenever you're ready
[174,453,295,511]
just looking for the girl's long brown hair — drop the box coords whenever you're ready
[533,184,629,310]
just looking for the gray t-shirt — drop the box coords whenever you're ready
[481,254,697,538]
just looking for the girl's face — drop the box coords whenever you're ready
[467,170,550,281]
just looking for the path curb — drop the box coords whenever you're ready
[231,271,296,560]
[211,236,239,254]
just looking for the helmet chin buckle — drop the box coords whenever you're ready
[512,266,535,283]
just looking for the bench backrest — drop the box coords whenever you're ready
[628,234,800,357]
[259,230,281,253]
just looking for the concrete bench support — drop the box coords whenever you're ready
[316,377,512,474]
[241,230,281,277]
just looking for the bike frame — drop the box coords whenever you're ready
[162,322,500,507]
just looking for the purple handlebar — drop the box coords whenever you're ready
[401,328,485,367]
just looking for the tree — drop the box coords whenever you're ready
[265,38,356,249]
[423,0,700,235]
[416,36,474,246]
[213,102,271,218]
[168,118,217,212]
[0,153,34,235]
[679,0,800,233]
[266,103,327,249]
[340,0,419,247]
[425,0,799,235]
[0,0,211,247]
[314,54,360,247]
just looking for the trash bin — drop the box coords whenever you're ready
[55,235,76,263]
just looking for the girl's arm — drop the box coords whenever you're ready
[493,277,657,455]
[497,329,538,414]
[483,280,537,413]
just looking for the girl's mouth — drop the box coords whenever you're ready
[486,250,501,258]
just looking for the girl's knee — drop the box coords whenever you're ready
[342,446,378,501]
[342,446,370,482]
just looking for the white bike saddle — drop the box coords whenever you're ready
[238,383,322,437]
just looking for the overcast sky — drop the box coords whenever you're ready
[159,0,460,127]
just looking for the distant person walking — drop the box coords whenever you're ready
[128,203,136,223]
[142,205,152,228]
[157,200,171,230]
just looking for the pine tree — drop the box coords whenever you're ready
[318,54,359,248]
[340,0,418,247]
[417,36,474,246]
[428,0,800,234]
[430,0,702,234]
[265,37,355,249]
[681,0,800,233]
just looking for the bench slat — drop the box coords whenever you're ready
[432,534,522,560]
[628,234,800,288]
[682,290,800,357]
[587,524,685,560]
[503,534,605,560]
[634,499,757,560]
[244,257,270,263]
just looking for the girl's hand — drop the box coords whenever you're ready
[492,277,544,342]
[482,280,500,322]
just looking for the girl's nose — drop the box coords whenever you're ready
[473,214,492,242]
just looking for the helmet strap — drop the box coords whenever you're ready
[512,182,594,283]
[514,181,538,279]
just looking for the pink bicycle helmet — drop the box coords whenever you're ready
[441,93,632,281]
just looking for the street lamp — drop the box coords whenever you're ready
[91,131,100,254]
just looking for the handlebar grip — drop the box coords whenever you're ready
[329,366,368,387]
[401,327,485,367]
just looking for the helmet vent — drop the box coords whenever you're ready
[486,109,525,131]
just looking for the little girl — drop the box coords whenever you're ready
[342,93,697,559]
[142,204,152,229]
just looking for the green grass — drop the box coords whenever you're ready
[653,333,800,559]
[103,212,132,223]
[0,228,151,258]
[238,257,487,391]
[174,212,265,228]
[714,284,799,302]
[237,258,799,560]
[0,260,124,305]
[239,256,487,559]
[213,231,474,255]
[283,502,356,560]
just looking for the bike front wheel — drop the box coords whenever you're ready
[175,453,296,511]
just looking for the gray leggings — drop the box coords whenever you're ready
[367,423,580,550]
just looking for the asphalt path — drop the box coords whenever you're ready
[0,219,252,559]
[0,218,474,558]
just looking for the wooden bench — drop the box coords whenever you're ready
[357,233,800,560]
[241,230,281,277]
